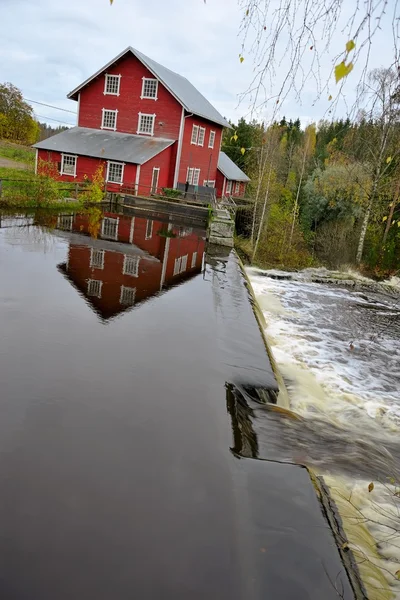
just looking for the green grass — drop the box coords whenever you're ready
[0,166,34,179]
[0,141,35,165]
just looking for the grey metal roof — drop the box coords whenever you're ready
[218,152,250,182]
[67,47,231,129]
[34,127,174,165]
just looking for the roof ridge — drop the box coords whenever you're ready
[130,47,189,82]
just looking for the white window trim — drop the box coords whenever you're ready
[191,252,197,268]
[209,130,216,149]
[123,254,140,277]
[187,167,200,186]
[198,126,206,147]
[101,216,119,240]
[90,248,105,270]
[120,285,136,306]
[60,153,77,177]
[103,73,121,96]
[145,219,153,240]
[101,108,118,131]
[191,124,199,145]
[226,180,232,194]
[203,180,215,188]
[141,77,158,100]
[151,167,160,194]
[106,161,125,185]
[137,112,156,136]
[87,279,103,299]
[235,182,240,194]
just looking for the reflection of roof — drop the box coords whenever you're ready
[34,127,174,165]
[67,47,231,128]
[218,152,250,182]
[53,229,160,261]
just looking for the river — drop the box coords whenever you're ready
[248,267,400,599]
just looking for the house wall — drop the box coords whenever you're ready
[38,144,175,194]
[178,115,222,186]
[138,144,175,195]
[215,169,247,198]
[77,53,182,140]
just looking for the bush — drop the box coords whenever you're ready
[162,187,182,199]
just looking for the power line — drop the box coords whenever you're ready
[34,113,75,126]
[25,98,77,115]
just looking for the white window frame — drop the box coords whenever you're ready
[101,216,119,240]
[191,252,197,268]
[197,127,206,147]
[120,285,136,306]
[141,78,158,100]
[203,180,215,188]
[87,279,103,298]
[60,154,77,177]
[123,254,140,277]
[57,214,73,231]
[187,167,200,186]
[101,108,118,131]
[137,112,156,136]
[208,131,216,149]
[173,255,188,275]
[104,74,121,96]
[90,248,105,270]
[226,180,232,194]
[145,219,153,240]
[235,182,240,194]
[191,125,199,145]
[106,161,124,185]
[151,167,160,194]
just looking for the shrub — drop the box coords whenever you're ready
[162,187,182,199]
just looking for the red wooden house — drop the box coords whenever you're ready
[56,211,206,321]
[33,47,249,197]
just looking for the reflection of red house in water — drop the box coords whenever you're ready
[57,211,205,321]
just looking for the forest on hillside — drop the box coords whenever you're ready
[224,68,400,276]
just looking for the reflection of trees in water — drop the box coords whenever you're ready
[226,383,259,459]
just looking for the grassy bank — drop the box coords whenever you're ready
[0,140,35,165]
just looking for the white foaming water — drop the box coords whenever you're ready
[248,267,400,597]
[248,268,400,433]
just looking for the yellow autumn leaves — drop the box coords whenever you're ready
[334,40,355,84]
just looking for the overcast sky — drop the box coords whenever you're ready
[0,0,395,128]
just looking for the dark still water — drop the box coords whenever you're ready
[0,208,352,599]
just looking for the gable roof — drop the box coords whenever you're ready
[67,47,231,129]
[34,127,174,165]
[218,152,250,182]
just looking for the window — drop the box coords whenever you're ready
[191,252,197,268]
[187,168,200,186]
[87,279,102,298]
[145,219,153,240]
[151,167,160,194]
[120,285,136,306]
[203,180,215,188]
[107,161,124,184]
[137,113,155,135]
[90,248,105,269]
[173,255,188,275]
[57,214,73,231]
[209,131,216,149]
[60,154,77,177]
[104,74,121,96]
[225,180,232,194]
[178,226,192,237]
[235,182,240,194]
[191,125,199,144]
[123,254,140,277]
[101,109,118,130]
[197,127,205,147]
[101,217,119,240]
[141,78,158,99]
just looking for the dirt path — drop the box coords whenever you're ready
[0,157,31,170]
